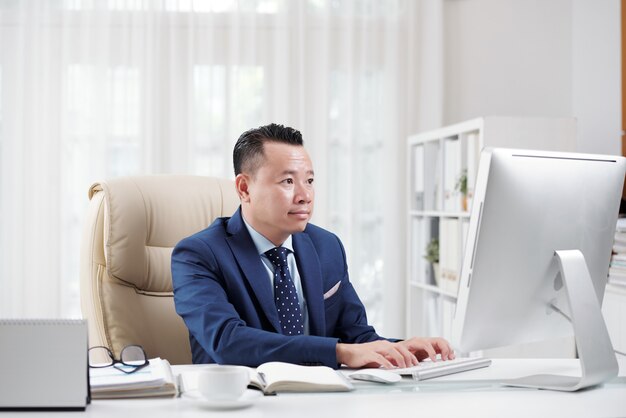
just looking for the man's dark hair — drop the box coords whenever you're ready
[233,123,304,176]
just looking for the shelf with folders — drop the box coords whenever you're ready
[410,122,481,213]
[406,127,478,341]
[409,215,470,298]
[405,116,577,340]
[407,122,480,297]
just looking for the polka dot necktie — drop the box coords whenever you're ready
[265,247,304,336]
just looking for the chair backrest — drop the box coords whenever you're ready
[80,175,239,365]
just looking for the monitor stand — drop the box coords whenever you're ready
[500,250,619,392]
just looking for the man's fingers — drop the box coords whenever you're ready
[422,342,437,362]
[337,339,455,369]
[395,342,418,367]
[433,338,451,360]
[381,344,406,368]
[406,340,437,362]
[403,337,455,362]
[434,338,455,360]
[374,353,395,369]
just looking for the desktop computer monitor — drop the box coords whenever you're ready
[451,148,625,391]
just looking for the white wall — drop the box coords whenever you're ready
[572,0,621,155]
[442,0,621,155]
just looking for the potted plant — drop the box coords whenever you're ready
[456,169,468,211]
[424,238,440,284]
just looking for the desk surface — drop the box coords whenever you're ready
[19,359,626,417]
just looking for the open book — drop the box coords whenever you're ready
[181,362,353,395]
[252,362,353,394]
[89,357,177,399]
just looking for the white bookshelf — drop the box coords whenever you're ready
[406,116,578,356]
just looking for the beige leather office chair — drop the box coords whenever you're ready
[80,175,239,364]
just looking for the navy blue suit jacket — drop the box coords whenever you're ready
[171,208,383,368]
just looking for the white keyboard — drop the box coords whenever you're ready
[391,357,492,381]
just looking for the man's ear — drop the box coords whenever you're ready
[235,173,251,202]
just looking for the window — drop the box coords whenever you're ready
[328,69,385,325]
[61,64,142,316]
[1,1,414,332]
[63,0,284,13]
[193,65,264,177]
[106,67,141,177]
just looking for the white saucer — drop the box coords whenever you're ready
[182,389,263,410]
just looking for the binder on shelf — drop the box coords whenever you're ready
[441,299,456,340]
[438,219,448,290]
[443,138,462,212]
[461,219,470,254]
[426,297,439,336]
[465,132,480,210]
[439,219,460,295]
[413,145,424,211]
[411,218,426,285]
[424,141,441,211]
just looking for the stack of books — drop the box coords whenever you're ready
[609,218,626,287]
[89,357,177,399]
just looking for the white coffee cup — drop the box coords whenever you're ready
[197,365,250,401]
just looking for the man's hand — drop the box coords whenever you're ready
[336,340,417,369]
[336,337,455,369]
[397,337,455,362]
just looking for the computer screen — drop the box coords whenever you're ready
[451,148,625,391]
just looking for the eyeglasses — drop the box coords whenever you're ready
[88,345,149,374]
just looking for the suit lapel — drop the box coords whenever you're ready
[225,209,282,333]
[293,233,326,336]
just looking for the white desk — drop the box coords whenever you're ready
[16,359,626,417]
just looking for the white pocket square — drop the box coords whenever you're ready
[323,281,341,300]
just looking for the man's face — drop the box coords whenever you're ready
[237,141,315,246]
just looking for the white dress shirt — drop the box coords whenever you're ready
[242,217,310,334]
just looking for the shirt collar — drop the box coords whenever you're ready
[242,215,294,255]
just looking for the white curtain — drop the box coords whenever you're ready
[0,0,436,337]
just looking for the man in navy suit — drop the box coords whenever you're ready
[172,123,454,368]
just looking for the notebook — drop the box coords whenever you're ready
[0,319,90,410]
